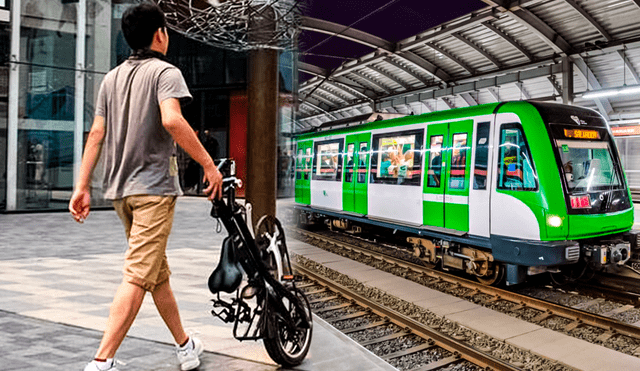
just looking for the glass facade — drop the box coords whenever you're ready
[0,1,304,212]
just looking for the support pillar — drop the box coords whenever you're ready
[7,0,21,210]
[562,56,574,105]
[245,8,279,228]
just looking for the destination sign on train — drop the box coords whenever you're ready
[563,129,601,140]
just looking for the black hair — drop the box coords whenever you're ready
[121,2,166,51]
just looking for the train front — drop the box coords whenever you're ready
[541,103,638,275]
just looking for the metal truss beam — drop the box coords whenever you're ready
[562,0,612,42]
[379,62,563,109]
[300,16,449,84]
[482,21,533,61]
[299,61,328,77]
[352,70,393,93]
[460,92,479,106]
[487,87,501,102]
[617,50,640,84]
[514,81,531,100]
[296,101,373,126]
[399,10,497,52]
[427,42,476,75]
[366,64,413,90]
[452,32,502,68]
[440,97,456,109]
[398,51,451,82]
[300,17,395,51]
[547,75,562,95]
[506,8,572,55]
[572,56,612,120]
[314,85,350,104]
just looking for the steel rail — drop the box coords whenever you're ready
[291,227,640,342]
[294,264,522,371]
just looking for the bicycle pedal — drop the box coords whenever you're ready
[211,308,235,323]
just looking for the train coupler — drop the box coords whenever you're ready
[583,243,630,268]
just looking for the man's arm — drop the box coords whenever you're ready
[160,97,223,199]
[69,116,106,223]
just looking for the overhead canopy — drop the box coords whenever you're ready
[296,0,640,131]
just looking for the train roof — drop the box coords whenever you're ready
[294,101,609,141]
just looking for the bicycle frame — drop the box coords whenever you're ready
[209,168,311,342]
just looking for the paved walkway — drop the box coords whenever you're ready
[0,197,394,371]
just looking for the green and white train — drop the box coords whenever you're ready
[293,101,638,285]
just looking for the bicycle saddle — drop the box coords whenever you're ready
[208,236,243,294]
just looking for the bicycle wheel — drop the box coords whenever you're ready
[255,215,287,280]
[262,287,313,367]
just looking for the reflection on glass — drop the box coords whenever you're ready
[314,141,341,181]
[449,133,467,190]
[556,140,621,192]
[17,24,76,209]
[377,135,415,179]
[497,125,537,191]
[345,143,355,182]
[427,135,443,187]
[357,142,367,183]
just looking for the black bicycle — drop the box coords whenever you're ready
[207,159,313,367]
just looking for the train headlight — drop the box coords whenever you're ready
[547,215,563,227]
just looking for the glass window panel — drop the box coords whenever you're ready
[449,133,468,190]
[371,129,423,186]
[345,143,355,182]
[313,140,342,181]
[427,135,443,188]
[357,141,368,183]
[473,122,490,190]
[497,124,537,191]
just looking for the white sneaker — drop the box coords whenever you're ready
[83,360,119,371]
[176,337,204,371]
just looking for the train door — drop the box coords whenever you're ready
[295,140,312,205]
[343,133,371,214]
[423,120,473,231]
[423,123,448,227]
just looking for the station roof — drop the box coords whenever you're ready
[296,0,640,131]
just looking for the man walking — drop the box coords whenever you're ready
[69,3,222,370]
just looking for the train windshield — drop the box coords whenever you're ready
[550,126,622,193]
[556,140,621,192]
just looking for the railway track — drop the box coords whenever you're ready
[297,265,521,371]
[289,227,640,358]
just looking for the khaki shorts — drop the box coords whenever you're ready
[113,195,177,292]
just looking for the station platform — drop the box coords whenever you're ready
[286,231,640,371]
[0,197,394,371]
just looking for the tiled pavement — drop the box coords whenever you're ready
[0,197,394,371]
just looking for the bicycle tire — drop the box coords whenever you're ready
[262,286,313,367]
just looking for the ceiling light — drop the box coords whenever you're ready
[582,85,640,99]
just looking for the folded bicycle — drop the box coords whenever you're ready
[207,159,313,366]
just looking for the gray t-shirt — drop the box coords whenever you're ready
[95,58,192,200]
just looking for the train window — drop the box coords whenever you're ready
[427,135,443,188]
[449,133,468,190]
[358,142,368,183]
[312,139,343,181]
[345,143,355,182]
[296,148,303,180]
[473,122,490,190]
[371,129,423,186]
[497,124,537,191]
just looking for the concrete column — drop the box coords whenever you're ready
[245,8,279,228]
[562,56,574,105]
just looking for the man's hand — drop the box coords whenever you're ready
[69,188,91,223]
[203,166,223,200]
